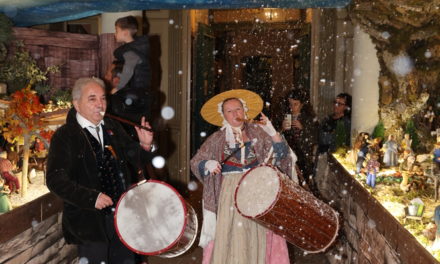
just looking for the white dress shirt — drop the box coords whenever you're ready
[76,113,104,150]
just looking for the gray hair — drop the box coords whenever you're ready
[72,77,105,101]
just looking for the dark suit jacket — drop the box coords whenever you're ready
[46,108,151,244]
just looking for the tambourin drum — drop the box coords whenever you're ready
[234,165,339,253]
[114,180,198,258]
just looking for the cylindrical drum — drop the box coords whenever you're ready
[234,165,339,253]
[115,180,198,258]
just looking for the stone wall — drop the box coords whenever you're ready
[0,193,77,264]
[315,154,437,264]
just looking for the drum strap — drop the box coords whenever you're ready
[289,148,299,183]
[263,146,299,184]
[263,146,274,164]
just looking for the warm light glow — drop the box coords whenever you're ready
[264,8,279,20]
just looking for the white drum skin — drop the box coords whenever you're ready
[114,180,198,258]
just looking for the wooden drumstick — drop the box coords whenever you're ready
[100,112,153,132]
[220,146,243,165]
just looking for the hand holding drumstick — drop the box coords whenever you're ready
[135,117,154,151]
[100,112,154,151]
[258,113,282,142]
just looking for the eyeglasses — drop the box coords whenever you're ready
[334,101,346,107]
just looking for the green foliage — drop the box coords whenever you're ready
[0,13,13,44]
[34,83,51,96]
[405,119,420,150]
[372,121,385,139]
[52,88,72,104]
[0,41,59,94]
[35,83,71,105]
[376,176,400,185]
[335,119,348,149]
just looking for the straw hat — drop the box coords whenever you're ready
[201,89,263,127]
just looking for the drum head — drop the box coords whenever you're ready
[235,165,280,218]
[115,180,186,255]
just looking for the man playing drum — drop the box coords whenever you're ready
[190,89,298,264]
[46,77,154,264]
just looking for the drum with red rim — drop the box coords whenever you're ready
[234,165,339,253]
[114,180,198,258]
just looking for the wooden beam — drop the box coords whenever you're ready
[12,27,98,49]
[0,193,63,244]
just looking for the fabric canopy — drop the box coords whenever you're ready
[0,0,351,27]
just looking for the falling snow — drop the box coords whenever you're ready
[152,156,166,169]
[187,181,198,191]
[381,31,391,39]
[124,98,133,106]
[78,257,89,264]
[161,106,175,120]
[367,219,376,229]
[424,50,432,58]
[391,54,414,77]
[31,220,39,228]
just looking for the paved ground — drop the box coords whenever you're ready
[147,242,330,264]
[148,247,203,264]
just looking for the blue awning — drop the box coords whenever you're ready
[1,0,351,27]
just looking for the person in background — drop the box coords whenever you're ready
[318,93,352,153]
[382,134,399,167]
[353,132,370,175]
[46,77,154,264]
[400,133,413,153]
[0,177,11,214]
[112,15,152,130]
[433,141,440,171]
[315,93,351,197]
[191,89,297,264]
[31,137,46,154]
[281,89,319,191]
[0,157,20,194]
[106,61,156,183]
[104,62,123,95]
[366,153,380,188]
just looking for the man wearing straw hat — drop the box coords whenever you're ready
[190,89,298,264]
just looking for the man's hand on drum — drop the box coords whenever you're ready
[205,160,222,175]
[258,113,282,142]
[95,193,114,210]
[136,116,154,151]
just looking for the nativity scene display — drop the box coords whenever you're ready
[333,99,440,260]
[0,17,68,212]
